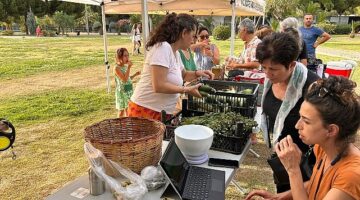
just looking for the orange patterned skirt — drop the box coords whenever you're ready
[127,101,171,121]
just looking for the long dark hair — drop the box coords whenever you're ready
[146,13,198,50]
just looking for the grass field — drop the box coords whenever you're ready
[0,34,359,200]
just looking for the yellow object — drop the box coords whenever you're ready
[0,136,11,150]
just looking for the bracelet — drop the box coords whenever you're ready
[181,86,186,94]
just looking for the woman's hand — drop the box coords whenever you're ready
[185,83,202,98]
[203,46,213,57]
[196,70,214,80]
[275,135,302,174]
[245,189,291,200]
[226,61,236,70]
[245,190,275,200]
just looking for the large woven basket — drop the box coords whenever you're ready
[84,117,165,175]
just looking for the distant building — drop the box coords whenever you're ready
[329,16,360,24]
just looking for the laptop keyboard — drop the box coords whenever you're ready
[183,167,211,200]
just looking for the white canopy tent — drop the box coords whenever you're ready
[105,0,265,56]
[48,0,265,92]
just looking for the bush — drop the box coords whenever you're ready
[333,24,351,35]
[42,30,56,37]
[317,22,336,34]
[92,21,102,32]
[1,30,14,36]
[109,21,117,33]
[213,25,231,40]
[353,22,360,33]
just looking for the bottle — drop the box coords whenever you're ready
[88,167,105,196]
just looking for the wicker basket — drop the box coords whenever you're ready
[84,117,165,175]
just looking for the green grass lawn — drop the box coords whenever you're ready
[321,35,360,52]
[0,34,359,200]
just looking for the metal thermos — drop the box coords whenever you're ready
[88,167,105,196]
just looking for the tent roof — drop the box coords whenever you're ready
[104,0,265,16]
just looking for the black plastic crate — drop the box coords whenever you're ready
[211,134,249,155]
[164,123,250,154]
[162,111,253,154]
[162,109,205,141]
[187,80,259,118]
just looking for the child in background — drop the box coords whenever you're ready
[114,48,141,117]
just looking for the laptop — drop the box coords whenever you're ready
[159,139,225,200]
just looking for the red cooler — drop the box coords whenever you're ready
[325,61,353,78]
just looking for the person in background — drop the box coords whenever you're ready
[299,14,331,64]
[128,13,214,121]
[114,48,141,117]
[280,17,308,66]
[36,25,42,37]
[255,25,273,40]
[131,23,142,55]
[226,18,261,71]
[179,34,197,71]
[257,32,320,192]
[192,27,220,70]
[246,76,360,200]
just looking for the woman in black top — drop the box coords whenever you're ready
[256,32,320,192]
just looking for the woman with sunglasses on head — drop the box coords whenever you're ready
[128,13,213,121]
[257,32,320,192]
[246,76,360,200]
[192,27,220,71]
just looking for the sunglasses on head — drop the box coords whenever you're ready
[199,35,209,40]
[318,87,344,105]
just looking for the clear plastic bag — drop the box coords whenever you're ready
[84,142,147,200]
[140,166,166,191]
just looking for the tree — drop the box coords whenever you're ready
[53,11,74,35]
[200,16,215,34]
[266,0,299,20]
[75,5,100,28]
[26,8,36,35]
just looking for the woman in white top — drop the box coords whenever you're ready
[131,23,141,55]
[128,13,213,120]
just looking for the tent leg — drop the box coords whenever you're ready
[101,1,110,93]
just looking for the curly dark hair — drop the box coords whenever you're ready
[146,13,198,50]
[256,32,299,68]
[306,76,360,150]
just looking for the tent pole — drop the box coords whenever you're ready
[230,0,236,57]
[101,1,110,93]
[141,0,150,55]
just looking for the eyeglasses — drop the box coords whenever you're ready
[318,87,344,105]
[199,35,209,40]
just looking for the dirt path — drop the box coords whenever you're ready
[0,65,112,100]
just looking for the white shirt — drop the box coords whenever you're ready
[131,42,184,114]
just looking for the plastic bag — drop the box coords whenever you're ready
[84,142,147,200]
[140,166,166,191]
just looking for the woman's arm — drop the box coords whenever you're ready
[323,188,356,200]
[277,135,309,200]
[212,45,220,65]
[182,69,214,82]
[152,65,202,96]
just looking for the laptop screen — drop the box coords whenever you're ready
[160,139,189,195]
